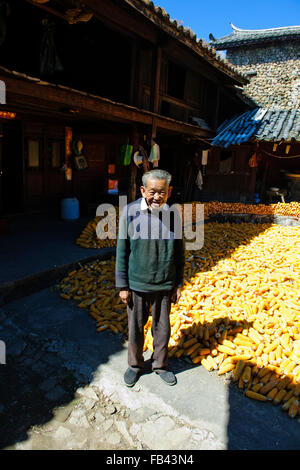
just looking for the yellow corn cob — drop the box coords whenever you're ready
[267,387,279,401]
[277,375,292,390]
[257,367,271,378]
[293,384,300,396]
[288,399,299,418]
[282,396,297,411]
[201,358,214,372]
[284,361,297,375]
[259,379,279,395]
[245,390,268,402]
[186,342,201,356]
[217,345,236,355]
[264,341,279,354]
[97,324,109,332]
[198,348,212,356]
[192,355,202,364]
[206,355,218,370]
[273,389,287,405]
[217,362,235,375]
[283,388,296,403]
[241,365,252,383]
[232,360,245,382]
[251,365,259,376]
[175,349,185,359]
[221,339,236,349]
[183,337,198,349]
[251,383,263,393]
[248,329,263,345]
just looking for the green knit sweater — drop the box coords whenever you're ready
[115,198,185,292]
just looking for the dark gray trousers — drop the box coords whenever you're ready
[127,290,172,372]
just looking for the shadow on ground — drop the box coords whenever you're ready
[1,215,300,449]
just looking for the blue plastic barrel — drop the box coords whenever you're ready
[61,197,79,220]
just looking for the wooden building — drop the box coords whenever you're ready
[207,23,300,203]
[0,0,250,216]
[210,108,300,203]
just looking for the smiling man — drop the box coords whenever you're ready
[116,169,185,387]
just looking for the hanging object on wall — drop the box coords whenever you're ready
[74,155,88,170]
[40,19,64,76]
[285,144,291,154]
[133,151,143,167]
[72,138,88,170]
[248,153,258,168]
[108,179,118,195]
[202,150,209,166]
[148,142,160,168]
[120,144,133,166]
[0,111,15,119]
[138,145,150,173]
[73,139,83,155]
[108,164,116,175]
[273,143,278,152]
[65,127,73,181]
[65,8,94,24]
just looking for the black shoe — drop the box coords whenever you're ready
[124,368,141,387]
[155,370,177,386]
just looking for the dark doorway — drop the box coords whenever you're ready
[0,120,23,214]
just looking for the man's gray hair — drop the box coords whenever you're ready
[142,169,172,187]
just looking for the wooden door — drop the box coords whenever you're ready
[1,121,23,214]
[44,138,65,211]
[24,135,45,210]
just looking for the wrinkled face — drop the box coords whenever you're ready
[140,178,172,210]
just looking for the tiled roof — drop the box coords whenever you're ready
[123,1,248,84]
[211,108,300,147]
[210,23,300,49]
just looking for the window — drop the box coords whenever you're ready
[219,150,233,174]
[50,141,62,168]
[27,139,40,168]
[167,61,186,100]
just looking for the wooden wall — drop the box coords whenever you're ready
[21,119,131,214]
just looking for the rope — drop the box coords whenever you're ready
[259,148,300,159]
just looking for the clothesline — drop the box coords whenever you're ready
[259,148,300,159]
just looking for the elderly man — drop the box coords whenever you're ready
[116,169,185,387]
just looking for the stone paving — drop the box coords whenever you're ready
[1,212,300,451]
[0,303,224,451]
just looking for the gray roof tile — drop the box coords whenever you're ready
[212,108,300,147]
[210,23,300,49]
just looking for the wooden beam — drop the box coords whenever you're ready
[2,73,211,138]
[24,0,69,21]
[84,0,157,43]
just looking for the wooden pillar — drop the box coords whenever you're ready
[153,45,162,114]
[129,125,139,202]
[214,86,221,130]
[129,38,137,107]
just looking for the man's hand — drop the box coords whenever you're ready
[119,289,131,305]
[171,287,181,304]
